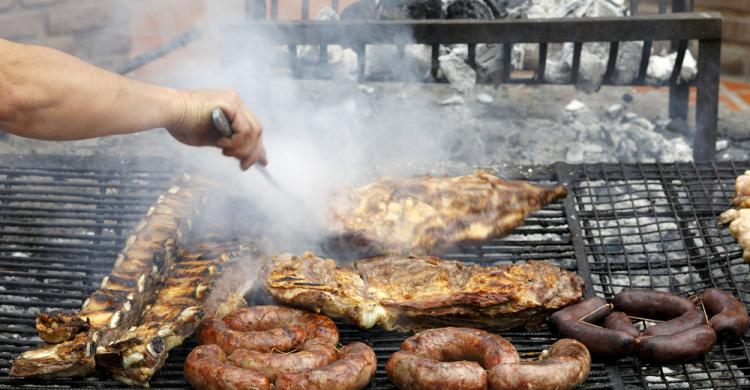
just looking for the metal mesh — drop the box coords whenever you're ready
[0,157,748,389]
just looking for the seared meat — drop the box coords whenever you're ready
[266,252,585,332]
[10,175,208,378]
[99,240,253,387]
[719,171,750,262]
[328,170,567,255]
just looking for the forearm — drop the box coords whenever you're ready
[0,39,183,141]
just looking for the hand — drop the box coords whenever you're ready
[168,89,267,170]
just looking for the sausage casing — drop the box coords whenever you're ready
[555,319,636,359]
[702,288,750,339]
[637,325,717,365]
[603,311,641,338]
[549,297,611,326]
[197,319,305,354]
[274,342,376,390]
[400,327,520,368]
[387,351,488,390]
[228,342,338,382]
[184,344,271,390]
[488,339,591,390]
[613,289,704,337]
[223,306,339,346]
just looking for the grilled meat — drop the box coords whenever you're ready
[720,171,750,262]
[10,175,208,378]
[99,240,253,387]
[328,170,568,255]
[266,252,585,332]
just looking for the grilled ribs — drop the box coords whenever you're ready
[10,175,208,378]
[266,252,585,332]
[99,239,253,387]
[328,170,568,255]
[719,170,750,262]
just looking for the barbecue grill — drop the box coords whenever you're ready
[0,155,748,389]
[221,0,721,161]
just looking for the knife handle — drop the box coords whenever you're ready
[212,108,234,138]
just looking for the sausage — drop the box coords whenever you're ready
[274,342,377,390]
[488,339,591,390]
[197,319,305,354]
[387,350,488,390]
[613,289,704,337]
[223,306,339,346]
[184,344,271,390]
[702,288,750,339]
[637,325,717,365]
[549,297,611,327]
[554,319,636,359]
[603,311,641,338]
[400,327,520,368]
[228,342,338,382]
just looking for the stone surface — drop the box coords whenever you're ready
[0,10,43,40]
[21,0,60,7]
[439,53,476,93]
[476,93,494,104]
[0,0,16,12]
[47,2,115,35]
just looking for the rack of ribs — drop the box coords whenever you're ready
[266,252,585,332]
[328,170,568,255]
[10,174,209,378]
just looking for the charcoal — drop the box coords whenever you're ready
[376,0,443,20]
[446,0,494,19]
[341,0,377,20]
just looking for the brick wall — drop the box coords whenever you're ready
[0,0,132,70]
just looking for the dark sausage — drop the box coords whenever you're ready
[228,342,338,382]
[184,344,271,390]
[637,325,717,365]
[488,339,591,390]
[613,289,704,337]
[197,319,305,354]
[275,342,376,390]
[604,311,641,338]
[554,319,636,359]
[387,350,488,390]
[549,297,611,327]
[702,288,750,340]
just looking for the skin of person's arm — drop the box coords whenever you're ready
[0,39,267,169]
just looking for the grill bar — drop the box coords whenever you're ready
[1,157,749,389]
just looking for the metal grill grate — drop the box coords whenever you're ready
[0,157,748,389]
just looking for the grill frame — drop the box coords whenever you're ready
[0,156,748,389]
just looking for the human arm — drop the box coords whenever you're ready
[0,39,266,169]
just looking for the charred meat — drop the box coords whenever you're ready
[328,170,567,255]
[719,170,750,262]
[266,252,584,332]
[10,175,208,378]
[99,240,253,387]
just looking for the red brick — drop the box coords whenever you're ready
[723,17,750,45]
[0,10,43,40]
[694,0,750,13]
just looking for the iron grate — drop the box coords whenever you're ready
[569,162,750,390]
[0,157,748,389]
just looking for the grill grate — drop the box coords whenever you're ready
[0,157,748,389]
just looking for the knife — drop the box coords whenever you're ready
[211,107,284,191]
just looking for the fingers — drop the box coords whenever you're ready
[218,100,266,170]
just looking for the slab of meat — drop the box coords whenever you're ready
[719,170,750,262]
[266,252,584,332]
[98,240,253,386]
[328,170,567,255]
[10,175,208,378]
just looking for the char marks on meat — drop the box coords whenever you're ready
[329,170,567,255]
[719,170,750,262]
[266,252,584,332]
[10,175,208,378]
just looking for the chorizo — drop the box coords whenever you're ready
[274,342,377,390]
[387,351,488,390]
[223,306,339,346]
[702,288,750,340]
[603,311,641,338]
[637,325,717,365]
[197,319,305,354]
[613,289,704,337]
[488,339,591,390]
[184,344,271,390]
[228,342,338,382]
[400,327,520,368]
